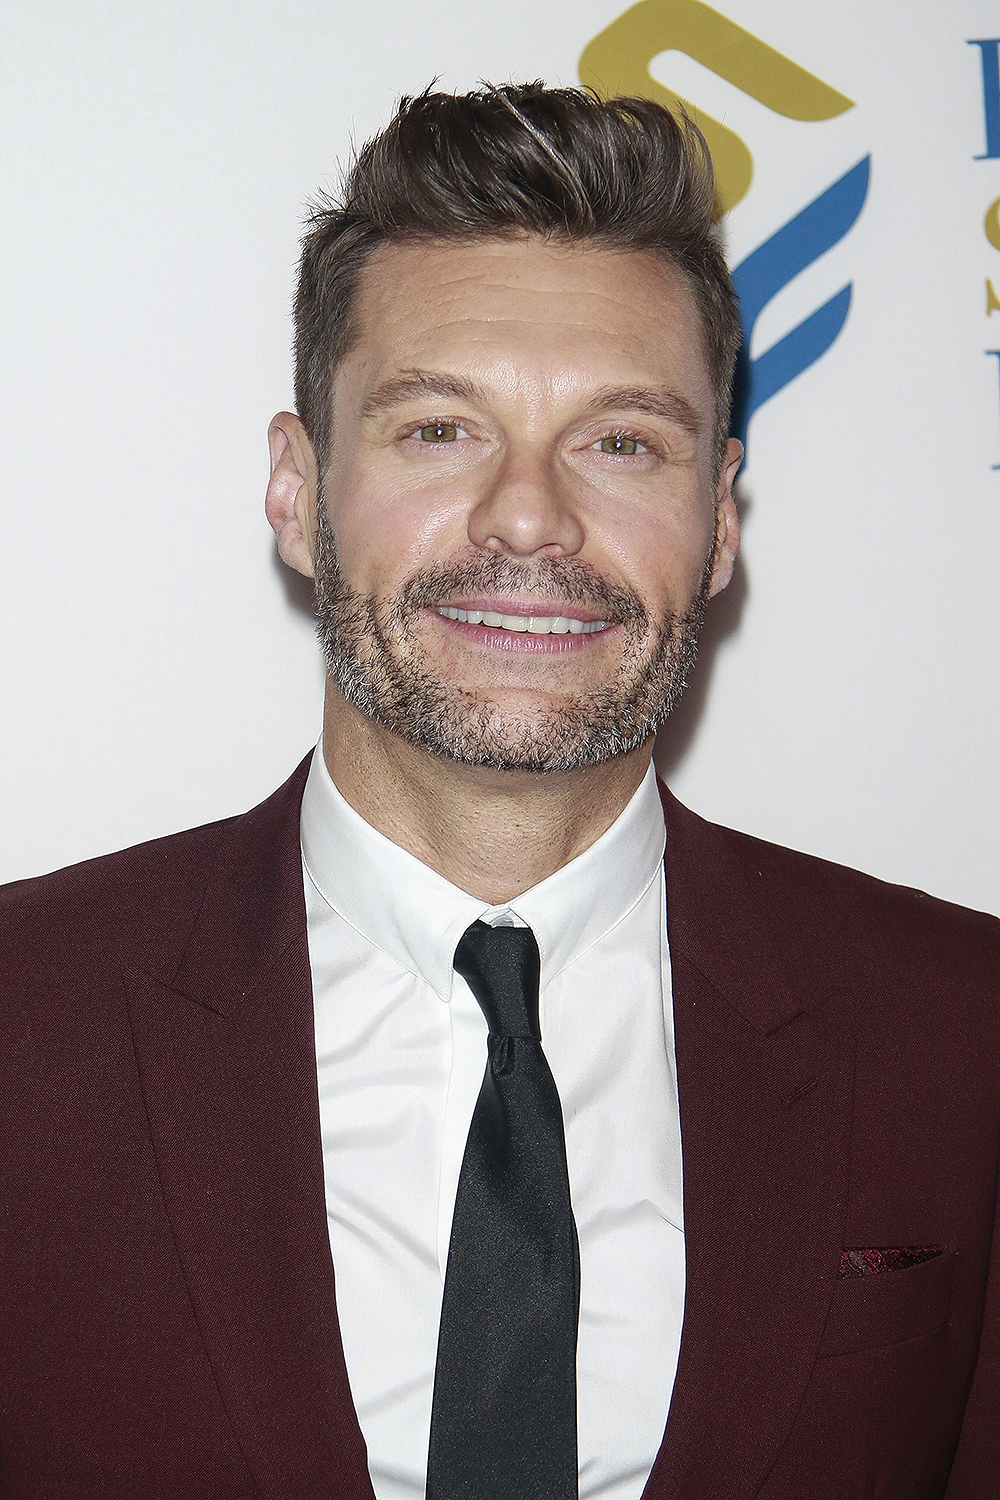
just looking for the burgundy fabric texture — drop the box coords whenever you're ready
[840,1247,945,1278]
[1,758,998,1500]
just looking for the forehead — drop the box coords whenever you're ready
[339,236,714,413]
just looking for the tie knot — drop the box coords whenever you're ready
[453,919,541,1040]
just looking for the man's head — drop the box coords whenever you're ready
[266,85,744,775]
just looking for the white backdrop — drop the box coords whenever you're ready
[2,0,998,914]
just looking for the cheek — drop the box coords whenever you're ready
[593,497,717,613]
[324,469,473,590]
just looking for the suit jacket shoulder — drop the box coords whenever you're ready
[0,754,312,1005]
[660,781,1000,1045]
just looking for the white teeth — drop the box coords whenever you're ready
[436,606,609,636]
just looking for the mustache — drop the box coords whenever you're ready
[393,553,650,629]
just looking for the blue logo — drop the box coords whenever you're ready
[580,1,870,463]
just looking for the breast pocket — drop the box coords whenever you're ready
[817,1249,956,1358]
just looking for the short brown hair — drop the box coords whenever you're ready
[294,83,740,471]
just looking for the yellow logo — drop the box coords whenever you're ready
[579,0,854,215]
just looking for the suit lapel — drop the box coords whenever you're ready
[126,759,374,1500]
[644,787,857,1499]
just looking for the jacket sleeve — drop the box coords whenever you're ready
[945,1131,1000,1498]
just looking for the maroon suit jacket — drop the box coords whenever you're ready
[1,756,998,1499]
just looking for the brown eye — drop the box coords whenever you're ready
[599,435,638,455]
[419,423,459,442]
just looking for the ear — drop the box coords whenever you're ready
[265,412,320,579]
[707,437,743,598]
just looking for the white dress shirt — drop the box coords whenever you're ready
[301,746,684,1500]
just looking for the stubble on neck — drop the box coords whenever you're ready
[321,685,655,904]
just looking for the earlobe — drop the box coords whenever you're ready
[264,412,320,580]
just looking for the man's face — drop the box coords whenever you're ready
[309,236,741,772]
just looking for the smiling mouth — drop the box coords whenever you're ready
[435,607,611,636]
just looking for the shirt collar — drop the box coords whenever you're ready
[300,744,665,1002]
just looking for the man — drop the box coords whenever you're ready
[0,83,997,1500]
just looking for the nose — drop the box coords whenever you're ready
[466,448,585,559]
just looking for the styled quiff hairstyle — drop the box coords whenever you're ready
[294,83,740,472]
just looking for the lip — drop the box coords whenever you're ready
[426,606,616,654]
[437,598,610,624]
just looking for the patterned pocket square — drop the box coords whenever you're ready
[839,1246,944,1278]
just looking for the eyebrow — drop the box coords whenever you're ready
[579,385,703,436]
[360,370,492,421]
[360,367,703,435]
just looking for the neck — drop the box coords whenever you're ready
[321,683,653,905]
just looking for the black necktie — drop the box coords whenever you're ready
[426,919,580,1500]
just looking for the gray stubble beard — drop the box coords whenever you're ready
[312,498,711,774]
